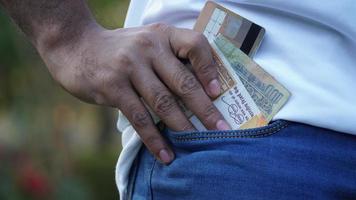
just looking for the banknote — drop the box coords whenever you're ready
[146,63,267,130]
[190,41,268,130]
[189,84,267,131]
[194,1,265,58]
[213,34,291,121]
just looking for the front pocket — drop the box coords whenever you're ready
[148,120,291,200]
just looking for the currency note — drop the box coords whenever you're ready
[214,34,291,121]
[189,84,267,131]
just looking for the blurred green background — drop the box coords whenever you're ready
[0,0,130,199]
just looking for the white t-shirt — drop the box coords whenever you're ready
[116,0,356,198]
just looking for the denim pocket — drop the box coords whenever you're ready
[146,120,290,200]
[131,120,356,200]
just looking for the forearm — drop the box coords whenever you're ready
[0,0,99,52]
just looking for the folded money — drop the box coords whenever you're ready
[189,2,290,130]
[213,34,291,122]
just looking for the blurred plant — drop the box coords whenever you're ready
[0,0,129,199]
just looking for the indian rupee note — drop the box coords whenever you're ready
[213,34,291,121]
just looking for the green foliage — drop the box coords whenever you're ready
[0,0,129,199]
[89,0,130,29]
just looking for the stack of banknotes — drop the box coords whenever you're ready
[150,1,291,131]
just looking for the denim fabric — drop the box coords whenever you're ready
[127,120,356,200]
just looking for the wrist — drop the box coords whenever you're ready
[37,20,107,92]
[36,18,105,55]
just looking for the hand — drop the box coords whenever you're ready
[40,23,230,164]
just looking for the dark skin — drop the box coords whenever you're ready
[0,0,230,164]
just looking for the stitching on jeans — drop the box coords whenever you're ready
[174,121,286,138]
[148,158,156,200]
[173,121,289,142]
[126,156,139,200]
[174,124,287,142]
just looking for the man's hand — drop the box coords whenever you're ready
[47,24,230,164]
[0,0,230,164]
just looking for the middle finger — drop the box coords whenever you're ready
[153,52,230,130]
[130,65,195,131]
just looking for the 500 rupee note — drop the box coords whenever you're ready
[214,34,291,121]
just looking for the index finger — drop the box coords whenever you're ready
[116,87,175,165]
[169,28,221,98]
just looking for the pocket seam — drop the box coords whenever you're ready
[148,158,157,200]
[173,120,289,142]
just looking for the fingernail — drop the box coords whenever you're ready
[216,120,231,130]
[159,149,173,164]
[208,79,221,97]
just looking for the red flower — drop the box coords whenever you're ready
[17,163,52,198]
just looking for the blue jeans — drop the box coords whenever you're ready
[127,120,356,200]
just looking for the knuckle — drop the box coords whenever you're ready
[92,90,106,106]
[115,51,133,67]
[184,32,209,57]
[134,31,154,48]
[148,22,170,33]
[104,82,128,106]
[190,32,207,48]
[203,104,218,119]
[91,68,129,106]
[153,90,176,115]
[173,69,201,97]
[142,135,161,152]
[197,62,216,78]
[201,104,221,125]
[131,108,151,128]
